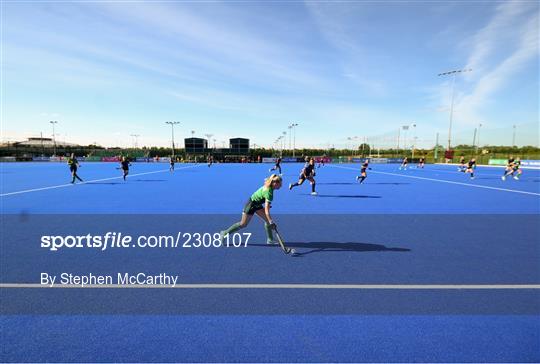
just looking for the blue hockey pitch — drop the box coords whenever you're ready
[1,162,539,362]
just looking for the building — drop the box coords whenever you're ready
[229,138,250,154]
[6,137,79,148]
[184,137,208,154]
[183,137,250,156]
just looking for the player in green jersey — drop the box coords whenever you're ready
[220,174,282,245]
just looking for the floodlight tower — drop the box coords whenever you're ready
[165,122,180,157]
[438,68,472,150]
[290,123,299,157]
[130,134,140,149]
[50,120,58,156]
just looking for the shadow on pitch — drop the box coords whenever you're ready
[85,182,123,185]
[133,179,166,182]
[317,182,409,186]
[318,182,356,185]
[367,182,410,185]
[303,194,381,198]
[250,241,410,257]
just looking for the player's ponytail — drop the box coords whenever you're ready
[265,174,282,188]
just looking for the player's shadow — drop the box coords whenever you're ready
[85,182,123,185]
[303,194,381,198]
[368,182,410,185]
[317,182,356,185]
[250,242,410,256]
[133,179,166,182]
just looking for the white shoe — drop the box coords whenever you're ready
[501,176,506,181]
[356,176,360,181]
[470,176,475,179]
[289,183,293,190]
[266,239,277,245]
[311,191,318,195]
[513,176,519,180]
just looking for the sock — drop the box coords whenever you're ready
[471,172,474,177]
[76,174,82,181]
[264,223,274,242]
[223,222,243,236]
[291,183,299,188]
[360,176,366,183]
[311,182,316,193]
[71,176,76,183]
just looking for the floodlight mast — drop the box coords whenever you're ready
[438,68,472,150]
[165,122,180,157]
[49,121,58,156]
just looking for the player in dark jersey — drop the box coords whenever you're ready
[67,153,83,184]
[170,156,175,172]
[465,158,476,179]
[458,156,466,172]
[120,156,131,181]
[317,155,326,168]
[356,159,369,183]
[503,157,523,180]
[418,156,425,169]
[269,157,282,175]
[220,174,283,245]
[207,155,213,167]
[399,157,408,170]
[501,157,515,180]
[289,158,317,195]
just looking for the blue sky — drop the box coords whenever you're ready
[1,1,538,149]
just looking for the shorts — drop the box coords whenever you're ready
[243,199,263,215]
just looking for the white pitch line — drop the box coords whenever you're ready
[0,283,539,289]
[0,164,200,197]
[330,165,540,196]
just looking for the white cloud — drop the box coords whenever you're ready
[438,1,539,127]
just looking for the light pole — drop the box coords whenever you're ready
[411,123,416,158]
[438,68,472,150]
[288,125,293,151]
[472,128,478,158]
[165,122,180,157]
[130,134,140,149]
[396,127,401,157]
[290,123,299,157]
[277,136,284,157]
[402,125,409,155]
[347,136,358,156]
[476,123,482,156]
[49,121,58,156]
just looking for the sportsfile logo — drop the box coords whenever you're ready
[40,232,252,251]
